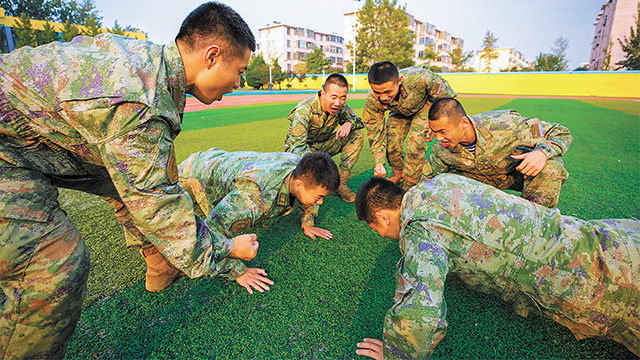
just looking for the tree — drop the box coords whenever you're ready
[245,55,270,89]
[0,0,54,21]
[108,20,126,35]
[82,13,102,37]
[449,47,474,72]
[479,30,499,72]
[616,2,640,70]
[270,59,286,90]
[419,44,438,64]
[13,13,37,48]
[534,37,569,71]
[305,47,332,74]
[61,19,79,42]
[37,21,60,45]
[292,62,308,83]
[602,40,614,70]
[354,0,415,70]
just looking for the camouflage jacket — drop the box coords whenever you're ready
[179,148,319,277]
[383,174,640,359]
[363,65,457,165]
[284,92,364,155]
[0,34,235,279]
[421,110,573,190]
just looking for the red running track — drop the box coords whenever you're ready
[184,93,638,112]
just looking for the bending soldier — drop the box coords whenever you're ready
[363,61,456,190]
[0,3,258,358]
[422,97,572,207]
[139,149,339,293]
[355,175,639,359]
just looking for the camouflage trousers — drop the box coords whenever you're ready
[0,165,91,360]
[508,157,568,208]
[309,129,363,172]
[387,110,430,183]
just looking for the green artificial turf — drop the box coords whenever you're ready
[58,98,638,359]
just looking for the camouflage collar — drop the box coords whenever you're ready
[309,92,325,116]
[277,173,295,211]
[163,41,187,113]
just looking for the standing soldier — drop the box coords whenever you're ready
[0,3,259,359]
[354,175,640,360]
[363,61,456,190]
[422,97,572,207]
[142,149,340,294]
[285,73,364,203]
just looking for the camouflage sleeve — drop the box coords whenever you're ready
[340,103,365,131]
[420,146,450,182]
[300,204,318,228]
[286,107,313,156]
[99,104,233,279]
[362,95,388,166]
[383,223,449,359]
[517,117,573,159]
[425,71,457,99]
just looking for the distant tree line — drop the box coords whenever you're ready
[1,0,144,49]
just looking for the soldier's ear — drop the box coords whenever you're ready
[203,44,221,69]
[460,116,470,128]
[374,211,391,226]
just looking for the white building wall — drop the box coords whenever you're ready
[589,0,639,70]
[258,23,345,73]
[474,48,531,72]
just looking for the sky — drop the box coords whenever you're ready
[92,0,612,69]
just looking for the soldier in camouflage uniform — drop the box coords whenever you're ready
[421,97,572,207]
[363,61,457,190]
[285,74,364,202]
[354,175,640,360]
[174,149,340,293]
[0,3,260,359]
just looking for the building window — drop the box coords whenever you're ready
[287,27,291,35]
[287,52,291,59]
[287,40,290,47]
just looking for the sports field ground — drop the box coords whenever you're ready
[61,95,639,359]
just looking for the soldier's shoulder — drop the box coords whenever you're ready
[470,110,522,129]
[289,95,320,117]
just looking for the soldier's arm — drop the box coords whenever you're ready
[363,97,388,166]
[424,71,457,99]
[516,117,573,159]
[382,224,449,359]
[205,178,271,279]
[420,146,450,182]
[285,108,313,155]
[99,104,238,279]
[340,103,365,131]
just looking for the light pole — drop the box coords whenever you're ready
[352,0,359,92]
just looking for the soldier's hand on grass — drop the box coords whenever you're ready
[512,150,547,177]
[236,268,273,294]
[303,226,333,240]
[356,338,383,359]
[228,233,259,261]
[373,164,386,178]
[336,122,353,139]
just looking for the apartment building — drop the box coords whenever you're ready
[589,0,639,70]
[344,9,464,72]
[256,21,345,73]
[473,48,531,72]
